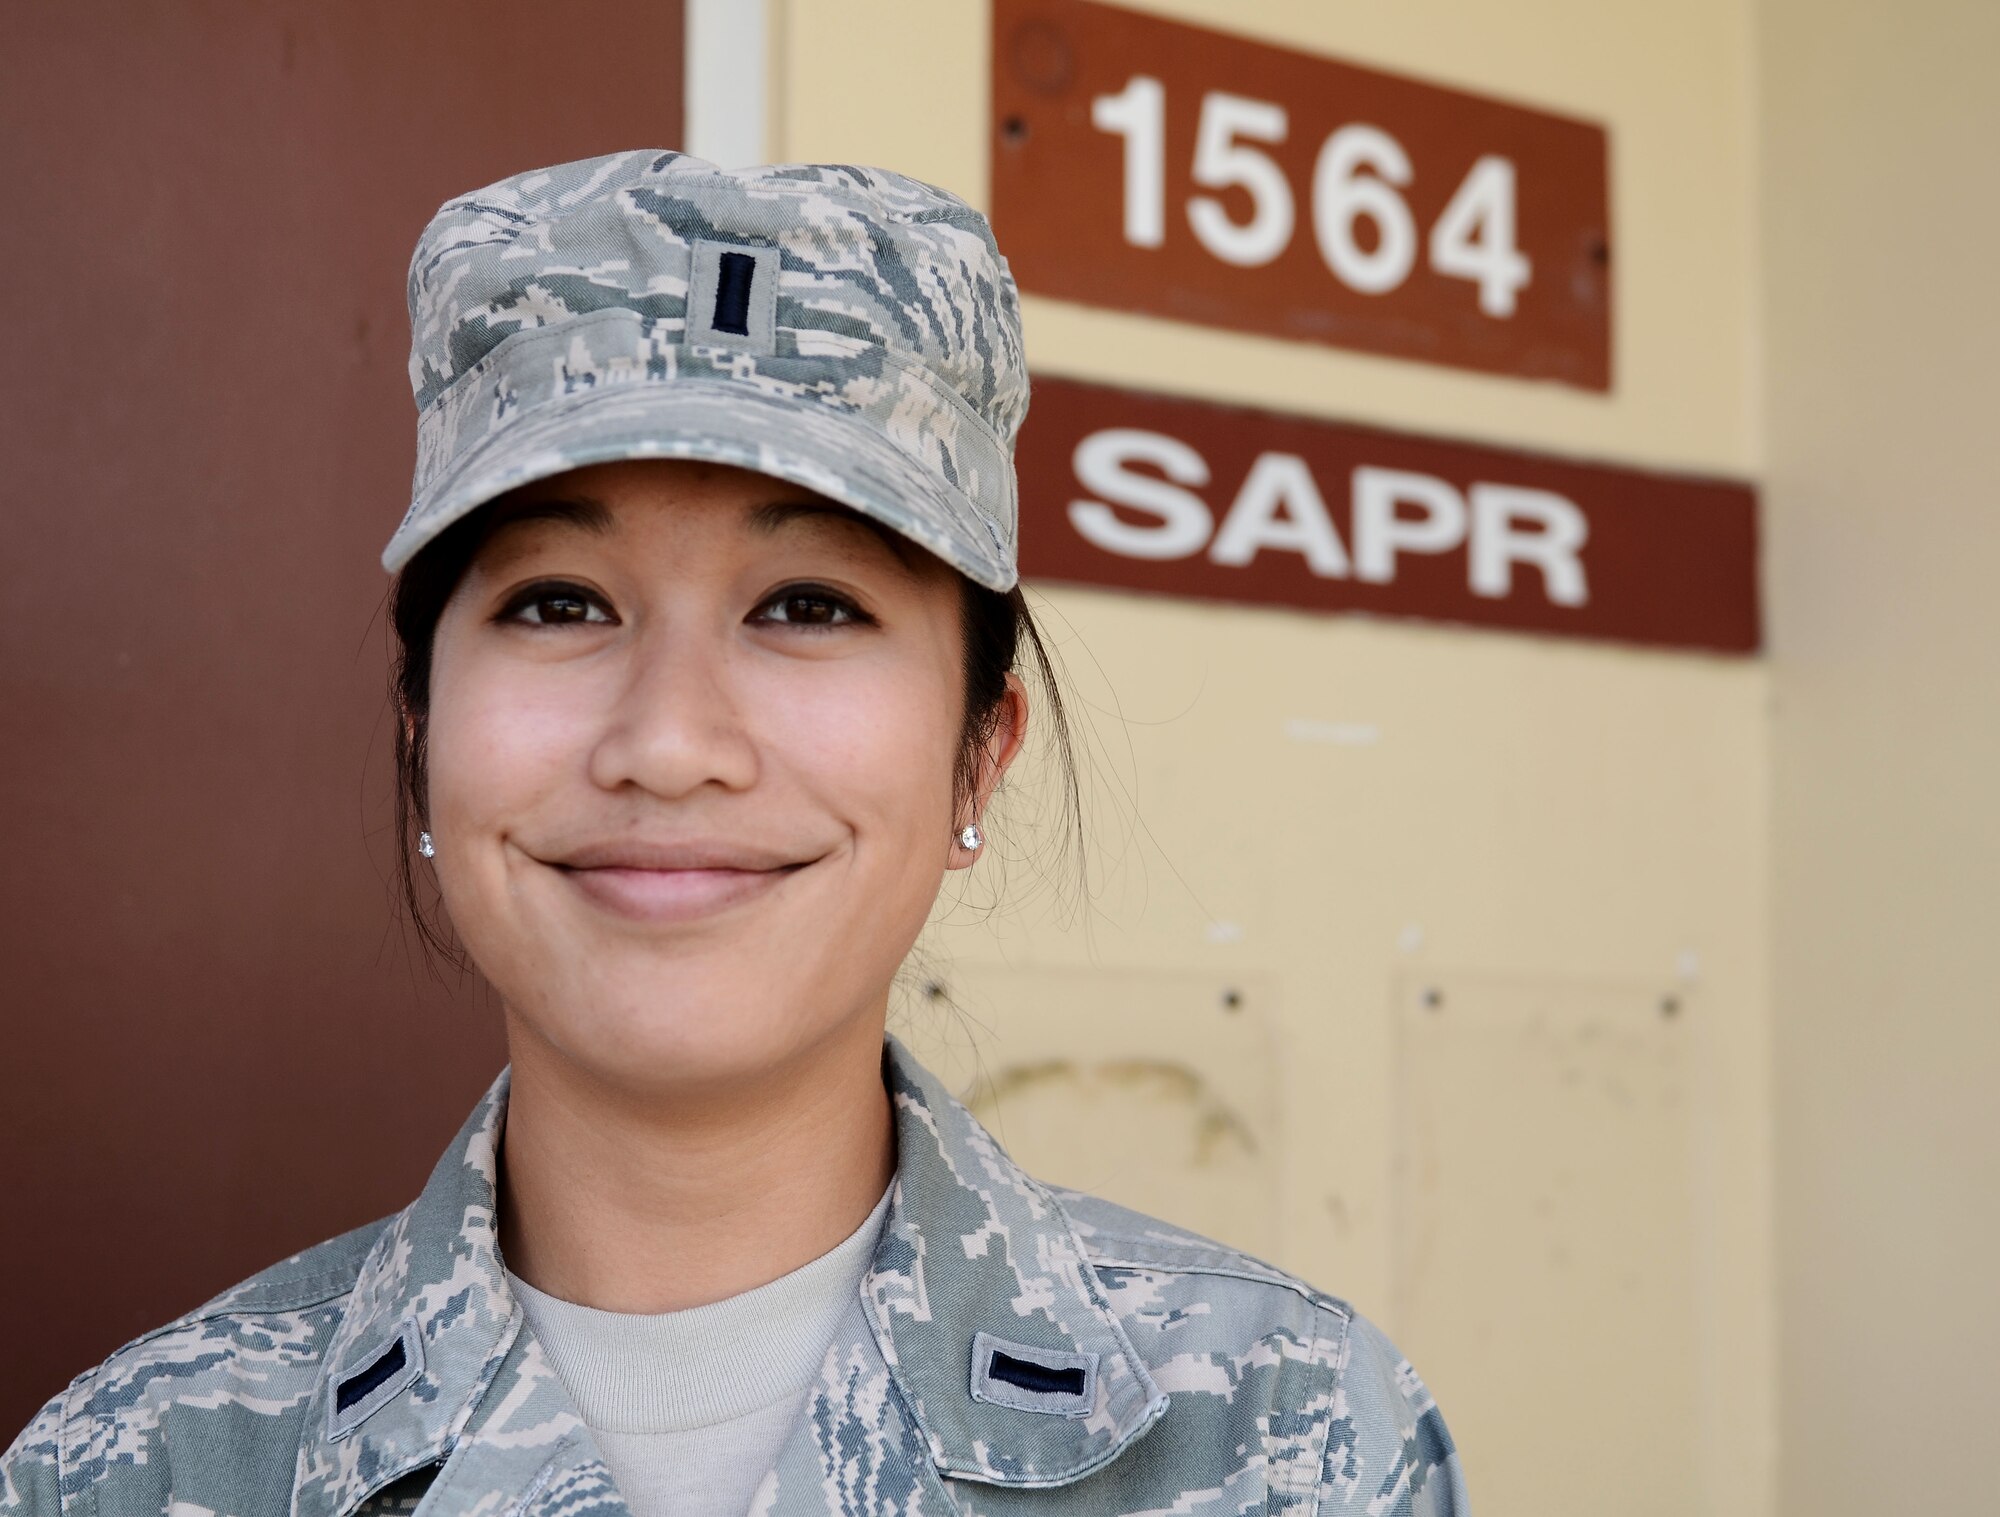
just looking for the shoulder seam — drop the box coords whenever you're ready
[192,1262,366,1318]
[175,1214,396,1331]
[87,1256,368,1370]
[1083,1251,1353,1317]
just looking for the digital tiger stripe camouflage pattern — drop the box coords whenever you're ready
[2,1038,1466,1516]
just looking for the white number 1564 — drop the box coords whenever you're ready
[1091,75,1532,318]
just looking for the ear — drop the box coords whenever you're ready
[947,672,1031,869]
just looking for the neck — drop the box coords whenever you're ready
[494,1013,896,1314]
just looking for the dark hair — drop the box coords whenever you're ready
[388,500,1085,970]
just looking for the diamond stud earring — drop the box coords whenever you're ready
[957,823,983,851]
[418,831,436,859]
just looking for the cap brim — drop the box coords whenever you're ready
[381,378,1017,591]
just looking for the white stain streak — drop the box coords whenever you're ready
[1283,718,1382,746]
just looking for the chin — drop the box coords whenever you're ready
[532,969,842,1091]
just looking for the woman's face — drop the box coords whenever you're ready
[421,458,1026,1094]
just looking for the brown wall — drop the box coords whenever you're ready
[0,0,682,1437]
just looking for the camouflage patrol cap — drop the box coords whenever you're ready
[381,149,1027,590]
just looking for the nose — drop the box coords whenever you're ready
[585,613,760,801]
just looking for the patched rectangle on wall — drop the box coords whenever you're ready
[1394,973,1702,1517]
[893,963,1282,1261]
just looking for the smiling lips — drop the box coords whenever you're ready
[546,839,811,924]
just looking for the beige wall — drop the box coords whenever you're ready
[1759,2,2000,1513]
[776,2,1772,1513]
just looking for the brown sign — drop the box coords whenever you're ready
[992,0,1612,389]
[1017,376,1758,653]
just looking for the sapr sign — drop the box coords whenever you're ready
[1016,377,1760,653]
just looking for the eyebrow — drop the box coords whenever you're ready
[480,494,615,538]
[747,498,921,572]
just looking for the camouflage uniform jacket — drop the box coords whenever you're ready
[2,1036,1468,1517]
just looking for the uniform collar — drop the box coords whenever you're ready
[862,1034,1167,1485]
[291,1065,528,1517]
[292,1036,1165,1517]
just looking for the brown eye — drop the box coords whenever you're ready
[757,585,869,629]
[502,582,613,626]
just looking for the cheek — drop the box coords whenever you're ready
[758,647,960,842]
[425,642,594,842]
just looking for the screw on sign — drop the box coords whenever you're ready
[1015,377,1761,654]
[991,0,1613,388]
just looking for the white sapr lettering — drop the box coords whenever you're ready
[1068,431,1590,610]
[1068,428,1213,559]
[1351,466,1468,582]
[1469,483,1589,605]
[1208,451,1351,576]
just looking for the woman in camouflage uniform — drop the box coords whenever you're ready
[2,151,1468,1517]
